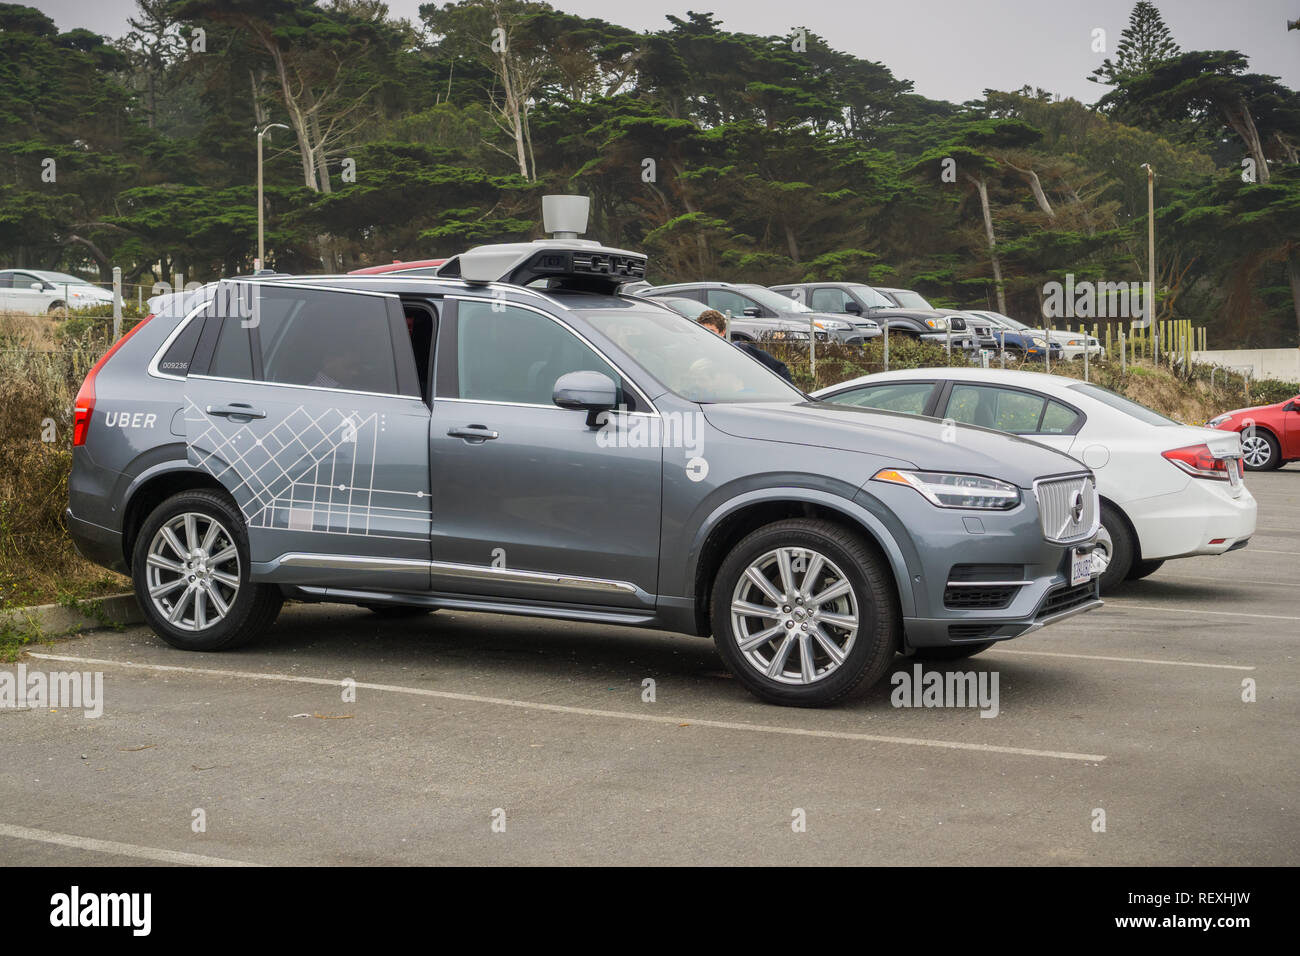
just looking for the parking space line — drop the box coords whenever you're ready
[25,653,1108,763]
[1104,602,1300,623]
[0,822,263,867]
[987,648,1254,670]
[1238,548,1300,556]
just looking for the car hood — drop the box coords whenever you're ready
[702,401,1088,488]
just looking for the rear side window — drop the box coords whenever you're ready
[208,317,254,380]
[1040,401,1082,434]
[157,315,204,376]
[946,384,1046,434]
[255,288,398,395]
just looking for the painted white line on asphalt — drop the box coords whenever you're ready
[988,648,1254,671]
[0,823,262,867]
[1104,602,1300,623]
[25,653,1107,763]
[1238,548,1300,556]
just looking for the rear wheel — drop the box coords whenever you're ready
[1241,431,1281,471]
[710,519,899,707]
[1093,503,1135,593]
[132,490,282,651]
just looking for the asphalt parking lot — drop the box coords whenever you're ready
[2,466,1297,866]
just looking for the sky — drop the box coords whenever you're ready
[31,0,1300,105]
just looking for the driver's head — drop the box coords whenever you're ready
[697,310,727,336]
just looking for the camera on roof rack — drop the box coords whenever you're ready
[436,195,647,294]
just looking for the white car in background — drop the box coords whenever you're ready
[813,368,1257,592]
[0,268,114,313]
[968,309,1102,361]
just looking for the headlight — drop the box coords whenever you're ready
[1066,338,1082,346]
[1206,414,1231,428]
[923,317,948,330]
[813,320,850,331]
[872,468,1021,510]
[769,330,809,341]
[1029,335,1047,347]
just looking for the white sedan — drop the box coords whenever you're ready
[0,269,114,313]
[813,368,1257,592]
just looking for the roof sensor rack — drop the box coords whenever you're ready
[436,195,647,293]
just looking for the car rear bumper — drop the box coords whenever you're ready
[1128,482,1258,561]
[66,507,127,574]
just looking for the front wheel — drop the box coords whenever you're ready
[1126,558,1165,581]
[1093,504,1135,593]
[710,519,899,707]
[1241,431,1281,471]
[132,490,282,651]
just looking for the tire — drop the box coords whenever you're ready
[710,518,899,707]
[132,490,282,651]
[47,301,66,314]
[1241,430,1281,471]
[362,604,433,617]
[1093,503,1135,594]
[911,641,996,660]
[1005,347,1025,362]
[1126,558,1165,581]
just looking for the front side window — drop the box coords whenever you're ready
[810,288,851,313]
[826,381,936,414]
[706,289,756,316]
[449,300,624,406]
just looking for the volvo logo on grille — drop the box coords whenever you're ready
[1070,489,1086,524]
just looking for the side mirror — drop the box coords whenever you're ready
[30,282,44,292]
[742,306,761,317]
[1287,399,1300,412]
[843,300,862,315]
[553,370,618,427]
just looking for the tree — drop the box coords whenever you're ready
[1089,1,1181,87]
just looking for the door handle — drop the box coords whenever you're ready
[447,424,499,442]
[206,403,266,420]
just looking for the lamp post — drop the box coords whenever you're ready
[1141,162,1156,363]
[257,123,290,269]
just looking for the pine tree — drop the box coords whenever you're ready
[1089,1,1181,85]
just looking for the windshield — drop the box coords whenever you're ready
[1071,382,1181,425]
[737,285,813,313]
[582,307,804,403]
[885,289,934,310]
[33,270,96,286]
[846,284,894,309]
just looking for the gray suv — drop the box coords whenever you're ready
[67,203,1100,707]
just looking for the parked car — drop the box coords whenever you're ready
[814,368,1256,592]
[0,268,114,312]
[967,310,1102,361]
[67,196,1101,707]
[651,294,815,343]
[1207,394,1300,470]
[348,258,447,276]
[641,281,880,345]
[769,281,989,350]
[964,310,1063,361]
[872,286,999,350]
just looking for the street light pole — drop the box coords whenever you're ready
[257,123,290,269]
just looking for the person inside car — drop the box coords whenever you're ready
[696,309,794,383]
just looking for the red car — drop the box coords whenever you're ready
[1208,394,1300,470]
[348,258,446,276]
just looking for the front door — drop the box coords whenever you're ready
[428,297,662,609]
[183,282,433,590]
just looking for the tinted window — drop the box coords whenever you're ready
[945,384,1046,433]
[208,316,254,380]
[826,381,935,414]
[452,301,623,406]
[1040,401,1082,434]
[0,273,10,289]
[706,289,756,316]
[256,288,397,394]
[158,314,204,376]
[810,288,851,312]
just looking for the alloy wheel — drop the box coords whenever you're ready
[145,512,241,631]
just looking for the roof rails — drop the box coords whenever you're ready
[436,195,646,294]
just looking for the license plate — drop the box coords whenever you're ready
[1071,546,1095,587]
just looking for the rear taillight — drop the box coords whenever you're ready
[72,315,154,447]
[1161,443,1230,481]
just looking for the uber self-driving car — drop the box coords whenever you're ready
[67,196,1101,707]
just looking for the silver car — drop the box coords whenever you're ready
[67,199,1100,707]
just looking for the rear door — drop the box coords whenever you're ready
[184,282,433,590]
[428,297,661,609]
[938,382,1084,454]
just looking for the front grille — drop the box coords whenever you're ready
[944,585,1020,609]
[1036,581,1097,619]
[1035,474,1098,543]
